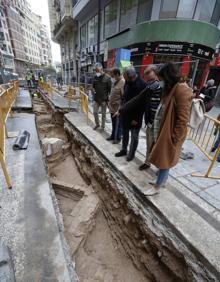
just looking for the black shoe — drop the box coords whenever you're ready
[106,136,114,141]
[112,139,121,144]
[93,125,100,130]
[211,147,216,153]
[115,150,127,157]
[139,163,151,171]
[127,155,135,162]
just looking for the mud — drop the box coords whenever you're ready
[33,96,149,282]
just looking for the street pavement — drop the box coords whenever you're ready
[0,113,78,281]
[12,88,32,111]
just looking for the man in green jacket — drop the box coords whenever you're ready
[92,63,111,131]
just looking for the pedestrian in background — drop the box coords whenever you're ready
[145,63,192,196]
[211,113,220,162]
[92,63,111,131]
[107,68,125,144]
[26,72,32,88]
[200,79,217,112]
[115,67,146,161]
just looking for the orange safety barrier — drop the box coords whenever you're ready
[0,81,19,189]
[188,114,220,179]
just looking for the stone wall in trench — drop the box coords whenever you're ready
[64,119,218,282]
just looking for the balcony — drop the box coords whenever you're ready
[60,0,72,22]
[72,0,90,18]
[51,0,74,43]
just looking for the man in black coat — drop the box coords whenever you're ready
[115,67,146,161]
[92,63,111,130]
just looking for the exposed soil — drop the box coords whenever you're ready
[33,96,149,282]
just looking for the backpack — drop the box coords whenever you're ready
[189,98,205,129]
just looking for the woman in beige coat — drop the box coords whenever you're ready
[145,63,192,196]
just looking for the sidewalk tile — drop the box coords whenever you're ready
[198,191,220,210]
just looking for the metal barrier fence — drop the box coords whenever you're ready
[0,81,19,189]
[188,115,220,179]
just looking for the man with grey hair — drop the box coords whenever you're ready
[115,67,146,161]
[119,65,162,169]
[92,63,111,130]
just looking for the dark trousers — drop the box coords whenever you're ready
[122,127,141,158]
[110,114,122,140]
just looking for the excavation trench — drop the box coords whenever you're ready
[33,96,151,282]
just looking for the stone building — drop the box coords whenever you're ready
[0,3,14,75]
[1,0,53,77]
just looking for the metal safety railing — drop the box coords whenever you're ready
[188,114,220,179]
[0,81,19,189]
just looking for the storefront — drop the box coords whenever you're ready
[107,41,215,89]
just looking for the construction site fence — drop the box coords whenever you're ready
[0,81,19,189]
[188,114,220,179]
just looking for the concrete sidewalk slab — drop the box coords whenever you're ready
[12,89,32,111]
[0,113,78,282]
[41,90,78,111]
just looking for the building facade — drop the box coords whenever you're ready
[48,0,76,84]
[1,0,52,77]
[0,3,14,76]
[40,24,52,66]
[49,0,220,88]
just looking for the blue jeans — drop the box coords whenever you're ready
[156,169,170,186]
[110,114,122,140]
[214,130,220,161]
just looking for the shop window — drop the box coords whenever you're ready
[199,0,216,22]
[120,0,138,31]
[137,0,153,23]
[211,0,220,25]
[104,0,118,38]
[177,0,197,19]
[80,24,87,49]
[160,0,179,19]
[87,15,98,46]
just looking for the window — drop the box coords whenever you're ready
[80,24,87,48]
[160,0,179,19]
[104,0,118,38]
[137,0,153,23]
[211,0,220,25]
[199,0,216,22]
[0,32,5,41]
[87,15,98,46]
[120,0,138,31]
[177,0,197,18]
[94,14,98,43]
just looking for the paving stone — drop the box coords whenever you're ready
[198,191,220,210]
[185,175,219,189]
[174,176,202,193]
[205,185,220,199]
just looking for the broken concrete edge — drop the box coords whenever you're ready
[64,111,220,281]
[38,89,78,112]
[0,242,15,282]
[34,114,79,282]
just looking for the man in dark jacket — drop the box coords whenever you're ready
[117,65,162,167]
[93,63,111,130]
[115,67,146,161]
